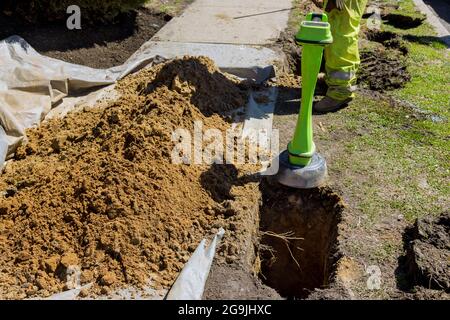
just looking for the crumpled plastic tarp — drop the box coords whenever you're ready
[166,228,225,300]
[0,126,8,166]
[0,35,166,168]
[0,34,261,300]
[0,34,275,169]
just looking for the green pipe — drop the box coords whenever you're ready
[288,13,333,167]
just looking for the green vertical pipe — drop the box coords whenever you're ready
[288,44,324,166]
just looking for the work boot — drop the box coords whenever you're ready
[313,96,352,114]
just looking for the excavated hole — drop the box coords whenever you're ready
[382,13,424,30]
[258,180,343,299]
[360,30,411,91]
[366,30,397,43]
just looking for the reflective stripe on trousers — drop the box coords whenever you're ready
[323,0,368,101]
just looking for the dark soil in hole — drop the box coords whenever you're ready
[397,212,450,295]
[358,48,411,91]
[382,13,424,30]
[0,8,171,69]
[358,30,411,91]
[365,30,409,54]
[258,179,343,299]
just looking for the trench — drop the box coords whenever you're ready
[257,179,343,299]
[382,13,424,30]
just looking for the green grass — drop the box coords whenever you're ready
[276,0,449,298]
[327,93,449,223]
[384,1,450,115]
[379,0,450,220]
[313,0,450,224]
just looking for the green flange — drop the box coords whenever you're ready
[295,13,333,45]
[288,13,333,166]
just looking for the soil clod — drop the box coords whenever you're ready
[359,48,411,91]
[403,212,450,293]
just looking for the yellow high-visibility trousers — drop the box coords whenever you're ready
[323,0,368,100]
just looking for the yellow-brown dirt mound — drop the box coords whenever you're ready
[0,56,256,298]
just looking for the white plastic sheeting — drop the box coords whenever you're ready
[0,126,8,165]
[0,34,276,168]
[0,33,264,299]
[0,35,165,168]
[166,228,225,300]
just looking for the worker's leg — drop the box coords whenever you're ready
[324,0,368,101]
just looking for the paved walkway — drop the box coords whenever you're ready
[413,0,450,47]
[153,0,292,45]
[423,0,450,33]
[148,0,293,80]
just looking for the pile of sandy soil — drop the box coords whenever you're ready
[0,56,257,299]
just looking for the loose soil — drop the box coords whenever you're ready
[0,8,171,69]
[278,27,411,93]
[400,212,450,294]
[203,264,281,300]
[358,48,411,91]
[0,56,260,299]
[365,30,410,55]
[276,31,302,75]
[358,30,411,91]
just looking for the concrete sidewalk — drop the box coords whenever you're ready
[153,0,292,45]
[147,0,293,80]
[413,0,450,47]
[423,0,450,33]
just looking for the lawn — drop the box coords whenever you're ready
[280,0,449,298]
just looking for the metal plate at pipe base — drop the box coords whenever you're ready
[276,150,328,189]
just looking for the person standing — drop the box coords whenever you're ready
[314,0,369,113]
